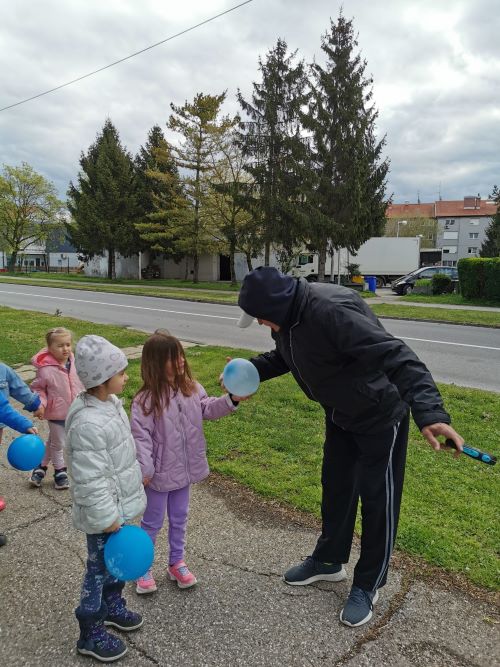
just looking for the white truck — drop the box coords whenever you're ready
[289,237,421,287]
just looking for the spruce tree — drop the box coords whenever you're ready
[67,119,139,278]
[303,13,389,281]
[480,186,500,257]
[238,38,310,265]
[135,131,188,261]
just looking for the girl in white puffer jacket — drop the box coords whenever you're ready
[65,335,146,663]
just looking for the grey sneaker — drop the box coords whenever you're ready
[54,469,69,490]
[340,586,379,627]
[284,556,347,586]
[29,466,47,488]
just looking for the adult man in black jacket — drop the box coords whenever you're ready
[237,266,463,627]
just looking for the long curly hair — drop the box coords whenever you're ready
[135,334,195,417]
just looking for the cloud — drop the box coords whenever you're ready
[0,0,498,205]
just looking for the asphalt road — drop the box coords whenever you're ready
[0,283,499,392]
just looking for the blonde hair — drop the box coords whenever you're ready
[45,327,72,347]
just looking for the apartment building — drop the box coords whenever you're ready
[387,196,496,266]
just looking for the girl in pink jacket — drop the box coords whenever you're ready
[30,327,84,490]
[130,333,241,594]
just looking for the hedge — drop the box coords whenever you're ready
[458,257,500,300]
[432,273,453,294]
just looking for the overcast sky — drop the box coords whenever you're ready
[1,0,499,205]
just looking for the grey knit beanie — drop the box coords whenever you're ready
[75,335,128,389]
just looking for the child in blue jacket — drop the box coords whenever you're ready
[0,362,42,441]
[0,379,39,547]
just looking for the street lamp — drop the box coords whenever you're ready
[397,220,408,237]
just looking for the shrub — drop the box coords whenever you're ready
[432,273,452,295]
[414,278,432,295]
[458,258,500,300]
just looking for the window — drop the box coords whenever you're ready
[298,254,314,266]
[443,231,458,239]
[467,247,478,255]
[469,219,479,226]
[445,219,455,224]
[442,246,457,254]
[419,268,438,278]
[469,232,479,239]
[442,260,457,267]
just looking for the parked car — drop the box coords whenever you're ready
[141,264,161,279]
[391,266,458,295]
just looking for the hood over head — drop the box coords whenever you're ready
[237,267,298,328]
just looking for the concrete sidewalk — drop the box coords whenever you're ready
[0,418,497,667]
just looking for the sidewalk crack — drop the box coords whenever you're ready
[333,575,413,666]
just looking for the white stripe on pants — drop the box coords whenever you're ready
[373,421,399,591]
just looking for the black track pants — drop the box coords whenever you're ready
[312,411,409,592]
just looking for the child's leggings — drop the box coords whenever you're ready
[41,420,65,469]
[75,533,124,626]
[141,485,190,565]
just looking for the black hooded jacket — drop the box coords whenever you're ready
[240,270,450,434]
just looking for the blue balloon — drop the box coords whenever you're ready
[7,434,45,471]
[104,525,154,581]
[222,358,260,396]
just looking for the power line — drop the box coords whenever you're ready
[0,0,254,113]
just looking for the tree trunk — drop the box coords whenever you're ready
[246,253,253,272]
[193,252,199,283]
[9,251,18,271]
[318,245,327,282]
[264,241,270,266]
[107,248,115,279]
[184,257,189,280]
[229,239,237,286]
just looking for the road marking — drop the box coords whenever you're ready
[399,336,500,352]
[0,289,239,321]
[0,289,499,351]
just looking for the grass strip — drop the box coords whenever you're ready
[0,272,240,291]
[0,276,238,305]
[372,303,500,328]
[401,293,500,308]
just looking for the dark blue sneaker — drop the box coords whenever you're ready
[105,596,143,632]
[284,556,347,586]
[77,623,127,662]
[340,586,379,627]
[0,533,7,547]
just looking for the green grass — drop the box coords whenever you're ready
[123,347,499,591]
[0,276,239,305]
[1,272,240,291]
[372,303,500,328]
[401,293,500,307]
[0,304,498,589]
[0,305,147,365]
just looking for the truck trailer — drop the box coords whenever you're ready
[289,237,421,287]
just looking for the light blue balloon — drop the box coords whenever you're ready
[222,358,260,396]
[7,434,45,471]
[104,525,154,581]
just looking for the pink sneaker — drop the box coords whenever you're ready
[136,570,157,595]
[168,560,197,588]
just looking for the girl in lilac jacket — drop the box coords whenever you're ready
[130,333,239,594]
